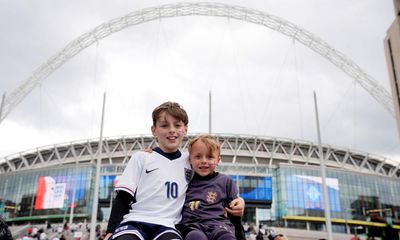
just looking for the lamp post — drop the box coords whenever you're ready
[89,92,106,240]
[313,92,333,240]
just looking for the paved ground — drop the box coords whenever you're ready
[11,224,356,240]
[273,227,353,240]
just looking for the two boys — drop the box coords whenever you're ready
[105,102,244,240]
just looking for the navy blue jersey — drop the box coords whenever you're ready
[181,172,239,226]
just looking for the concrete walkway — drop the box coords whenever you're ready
[273,227,353,240]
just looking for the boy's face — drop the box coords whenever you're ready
[151,112,187,153]
[189,140,221,177]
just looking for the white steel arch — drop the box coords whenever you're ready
[0,2,394,123]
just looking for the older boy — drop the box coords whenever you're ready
[105,102,243,240]
[179,135,244,240]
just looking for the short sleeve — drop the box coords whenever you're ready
[227,176,239,202]
[115,152,145,197]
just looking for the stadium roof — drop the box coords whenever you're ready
[1,133,399,178]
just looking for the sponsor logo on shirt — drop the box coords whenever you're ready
[145,168,159,174]
[189,200,201,211]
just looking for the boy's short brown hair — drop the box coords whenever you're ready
[152,101,189,126]
[188,135,220,156]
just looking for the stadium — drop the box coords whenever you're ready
[1,2,399,239]
[1,133,399,236]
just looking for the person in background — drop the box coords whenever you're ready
[274,233,287,240]
[39,228,47,240]
[0,216,13,240]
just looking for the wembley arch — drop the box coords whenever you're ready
[0,2,394,124]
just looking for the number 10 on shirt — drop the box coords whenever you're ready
[165,181,178,199]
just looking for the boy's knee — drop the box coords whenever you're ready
[157,231,182,240]
[113,234,142,240]
[185,230,207,240]
[212,230,236,240]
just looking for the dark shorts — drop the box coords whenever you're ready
[112,221,182,240]
[183,223,235,240]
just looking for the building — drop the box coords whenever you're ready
[384,0,400,138]
[0,134,399,235]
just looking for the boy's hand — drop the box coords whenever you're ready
[143,148,152,153]
[103,233,112,240]
[225,197,245,216]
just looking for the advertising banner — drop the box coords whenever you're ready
[34,176,66,209]
[286,175,341,211]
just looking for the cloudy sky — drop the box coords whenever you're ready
[0,0,399,161]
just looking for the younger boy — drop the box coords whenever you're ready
[105,102,243,240]
[179,135,244,240]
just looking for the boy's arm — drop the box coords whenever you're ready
[229,215,246,240]
[105,191,135,235]
[227,197,246,240]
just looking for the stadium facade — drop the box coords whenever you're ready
[0,133,399,235]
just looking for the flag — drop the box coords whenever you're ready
[35,176,66,209]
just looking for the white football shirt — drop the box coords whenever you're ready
[115,149,191,228]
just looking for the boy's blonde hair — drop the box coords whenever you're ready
[188,135,220,156]
[152,101,189,126]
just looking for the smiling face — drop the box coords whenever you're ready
[189,138,221,177]
[151,111,187,153]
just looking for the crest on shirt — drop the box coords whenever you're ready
[185,168,193,183]
[206,191,218,204]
